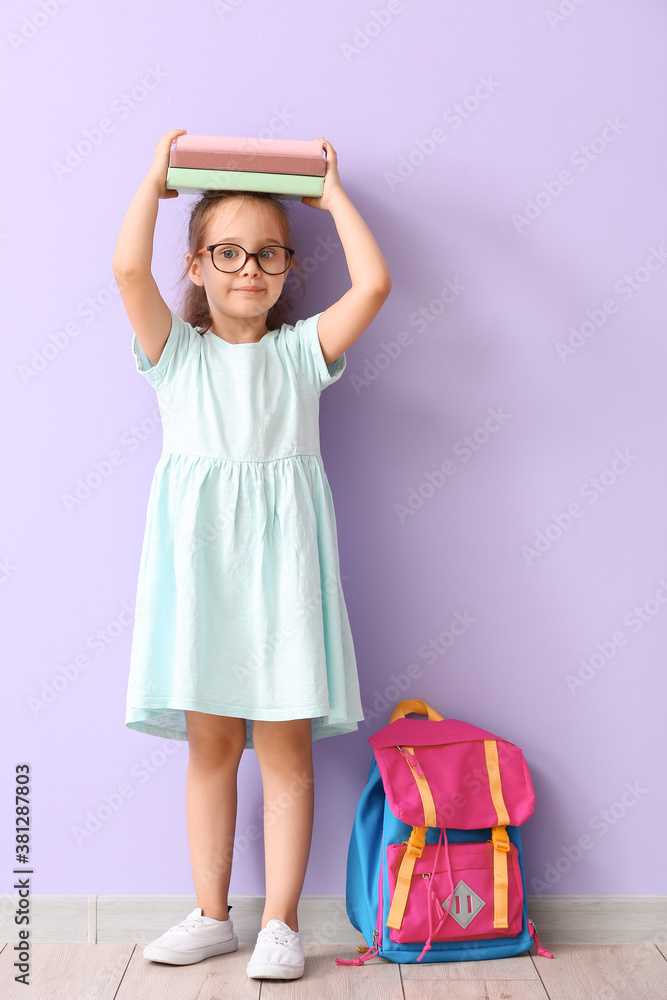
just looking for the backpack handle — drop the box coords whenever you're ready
[389,699,444,723]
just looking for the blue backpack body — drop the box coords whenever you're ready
[335,700,552,966]
[342,751,532,962]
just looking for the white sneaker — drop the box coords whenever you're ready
[143,906,238,965]
[246,918,305,979]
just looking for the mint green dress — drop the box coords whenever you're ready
[124,310,365,750]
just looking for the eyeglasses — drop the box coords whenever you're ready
[195,242,295,275]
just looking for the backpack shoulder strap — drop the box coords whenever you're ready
[484,740,510,825]
[386,825,427,930]
[485,738,512,929]
[398,746,437,827]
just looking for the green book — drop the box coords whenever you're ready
[166,167,324,200]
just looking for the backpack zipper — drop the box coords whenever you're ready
[396,745,425,776]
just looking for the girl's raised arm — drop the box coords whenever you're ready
[302,138,392,366]
[112,129,187,367]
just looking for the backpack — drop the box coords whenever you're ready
[336,699,554,966]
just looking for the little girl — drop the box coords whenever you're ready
[113,128,391,980]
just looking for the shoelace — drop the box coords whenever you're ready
[171,913,226,933]
[170,916,205,933]
[257,927,292,947]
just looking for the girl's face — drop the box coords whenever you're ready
[187,200,289,328]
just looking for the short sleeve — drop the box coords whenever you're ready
[131,309,199,389]
[280,311,346,393]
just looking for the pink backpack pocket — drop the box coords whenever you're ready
[387,838,524,945]
[369,716,535,829]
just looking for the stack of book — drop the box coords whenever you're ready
[166,135,326,199]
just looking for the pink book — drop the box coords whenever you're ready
[169,135,326,176]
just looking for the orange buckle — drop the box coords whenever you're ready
[405,828,426,857]
[491,828,510,852]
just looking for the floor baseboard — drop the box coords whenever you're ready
[1,894,665,945]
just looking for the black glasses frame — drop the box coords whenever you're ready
[195,242,295,275]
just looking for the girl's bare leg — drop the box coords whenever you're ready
[184,710,247,920]
[252,718,315,932]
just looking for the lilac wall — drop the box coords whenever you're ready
[3,1,666,901]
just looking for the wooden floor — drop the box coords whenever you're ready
[1,940,666,999]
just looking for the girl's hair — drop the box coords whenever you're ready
[175,190,306,334]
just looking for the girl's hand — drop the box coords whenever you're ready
[145,128,188,198]
[302,138,344,211]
